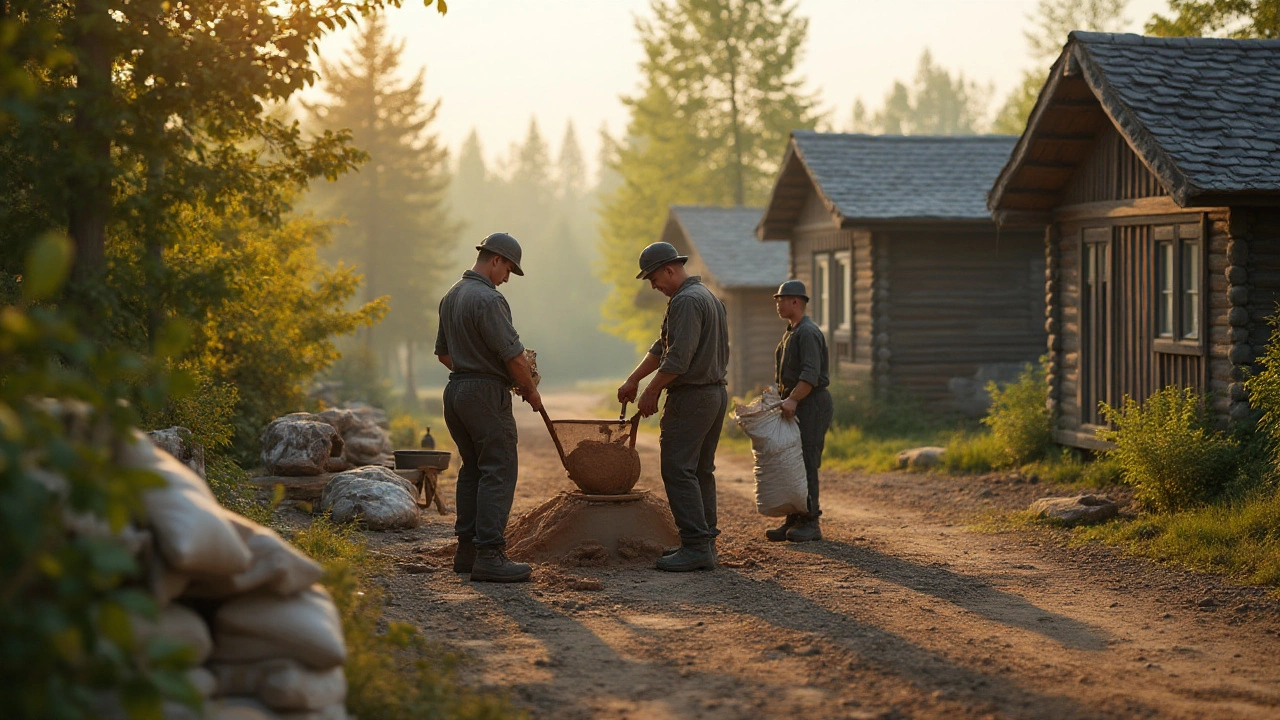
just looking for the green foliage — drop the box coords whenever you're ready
[599,0,818,348]
[941,433,1007,473]
[1078,487,1280,586]
[991,0,1130,135]
[849,50,991,135]
[1244,314,1280,480]
[1148,0,1280,38]
[981,360,1053,467]
[1098,387,1239,512]
[822,425,935,473]
[0,237,196,719]
[291,518,523,720]
[830,382,940,438]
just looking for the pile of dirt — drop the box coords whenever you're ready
[563,440,640,494]
[506,491,679,566]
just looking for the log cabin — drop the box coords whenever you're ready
[988,32,1280,449]
[757,131,1046,415]
[660,205,788,397]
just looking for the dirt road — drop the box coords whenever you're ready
[372,391,1280,719]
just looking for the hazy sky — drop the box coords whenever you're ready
[310,0,1169,178]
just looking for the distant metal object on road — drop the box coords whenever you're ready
[420,426,435,449]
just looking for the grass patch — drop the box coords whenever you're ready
[289,518,523,719]
[1076,488,1280,588]
[822,424,942,473]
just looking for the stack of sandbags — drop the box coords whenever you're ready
[121,434,349,720]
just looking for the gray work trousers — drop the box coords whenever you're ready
[659,384,729,547]
[795,387,833,519]
[443,377,519,549]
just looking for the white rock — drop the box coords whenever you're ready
[896,446,947,470]
[260,420,344,477]
[317,466,419,530]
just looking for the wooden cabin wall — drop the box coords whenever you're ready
[788,189,862,382]
[1061,126,1169,205]
[884,227,1046,410]
[1237,209,1280,422]
[724,288,788,398]
[848,229,875,383]
[1055,227,1083,440]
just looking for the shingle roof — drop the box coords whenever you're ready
[1071,32,1280,203]
[791,132,1020,220]
[666,206,786,289]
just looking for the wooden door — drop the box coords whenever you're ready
[1080,227,1112,425]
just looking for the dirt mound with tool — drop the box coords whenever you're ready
[506,491,678,566]
[564,440,641,494]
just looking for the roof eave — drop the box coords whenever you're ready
[756,133,847,241]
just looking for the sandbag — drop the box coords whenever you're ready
[211,659,346,711]
[733,387,809,517]
[132,603,213,665]
[121,433,253,576]
[208,697,348,720]
[184,512,323,598]
[212,585,346,669]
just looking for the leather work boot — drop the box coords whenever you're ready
[469,546,531,583]
[786,517,823,542]
[663,539,717,561]
[655,545,716,572]
[452,536,476,573]
[765,514,799,542]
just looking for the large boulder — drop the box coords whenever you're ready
[148,426,206,479]
[260,420,344,477]
[317,466,419,529]
[1029,494,1119,526]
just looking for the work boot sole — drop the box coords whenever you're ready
[470,569,532,583]
[765,529,790,542]
[786,531,823,542]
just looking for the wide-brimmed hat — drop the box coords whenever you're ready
[476,232,524,276]
[773,279,809,301]
[636,241,688,279]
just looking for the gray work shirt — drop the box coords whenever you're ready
[647,276,729,388]
[775,315,829,399]
[434,270,525,383]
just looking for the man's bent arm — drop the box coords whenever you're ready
[506,352,543,412]
[437,354,453,371]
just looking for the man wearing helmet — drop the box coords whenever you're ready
[435,232,542,583]
[618,242,730,572]
[768,280,832,543]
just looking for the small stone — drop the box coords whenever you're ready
[896,446,946,470]
[773,642,794,654]
[397,562,434,574]
[1197,596,1217,608]
[570,579,604,592]
[794,645,822,657]
[1028,494,1118,526]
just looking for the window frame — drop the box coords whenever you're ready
[833,250,852,333]
[1152,221,1205,357]
[812,253,831,333]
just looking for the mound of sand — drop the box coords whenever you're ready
[506,491,678,566]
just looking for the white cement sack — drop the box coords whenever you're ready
[209,698,347,720]
[212,659,346,711]
[131,603,213,665]
[185,512,323,598]
[212,585,345,669]
[733,387,809,517]
[122,433,252,576]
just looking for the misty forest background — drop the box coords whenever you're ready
[300,0,1147,403]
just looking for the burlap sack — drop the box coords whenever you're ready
[131,603,213,665]
[207,698,348,720]
[211,659,346,711]
[211,585,345,669]
[184,512,323,598]
[122,433,252,576]
[188,667,217,698]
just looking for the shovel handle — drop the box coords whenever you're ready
[539,407,568,465]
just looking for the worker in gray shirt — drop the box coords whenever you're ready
[768,280,833,542]
[618,242,729,572]
[435,232,542,583]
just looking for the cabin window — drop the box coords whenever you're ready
[1152,222,1203,353]
[834,250,852,333]
[813,254,831,331]
[1157,241,1174,338]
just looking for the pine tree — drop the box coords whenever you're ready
[1148,0,1279,38]
[599,0,818,347]
[451,129,493,240]
[991,0,1129,134]
[307,14,458,407]
[853,50,990,136]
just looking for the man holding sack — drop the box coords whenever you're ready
[768,280,833,542]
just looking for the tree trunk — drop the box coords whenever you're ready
[403,342,420,409]
[68,0,113,281]
[724,5,745,207]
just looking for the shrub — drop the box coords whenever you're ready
[829,381,940,438]
[941,433,1006,473]
[1245,313,1280,476]
[1098,387,1238,512]
[1,237,196,719]
[981,360,1053,466]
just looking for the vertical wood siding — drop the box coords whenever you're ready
[1061,126,1169,205]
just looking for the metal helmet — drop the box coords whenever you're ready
[635,241,688,280]
[475,232,524,276]
[773,279,809,301]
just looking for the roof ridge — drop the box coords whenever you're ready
[1069,30,1280,49]
[793,131,1018,142]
